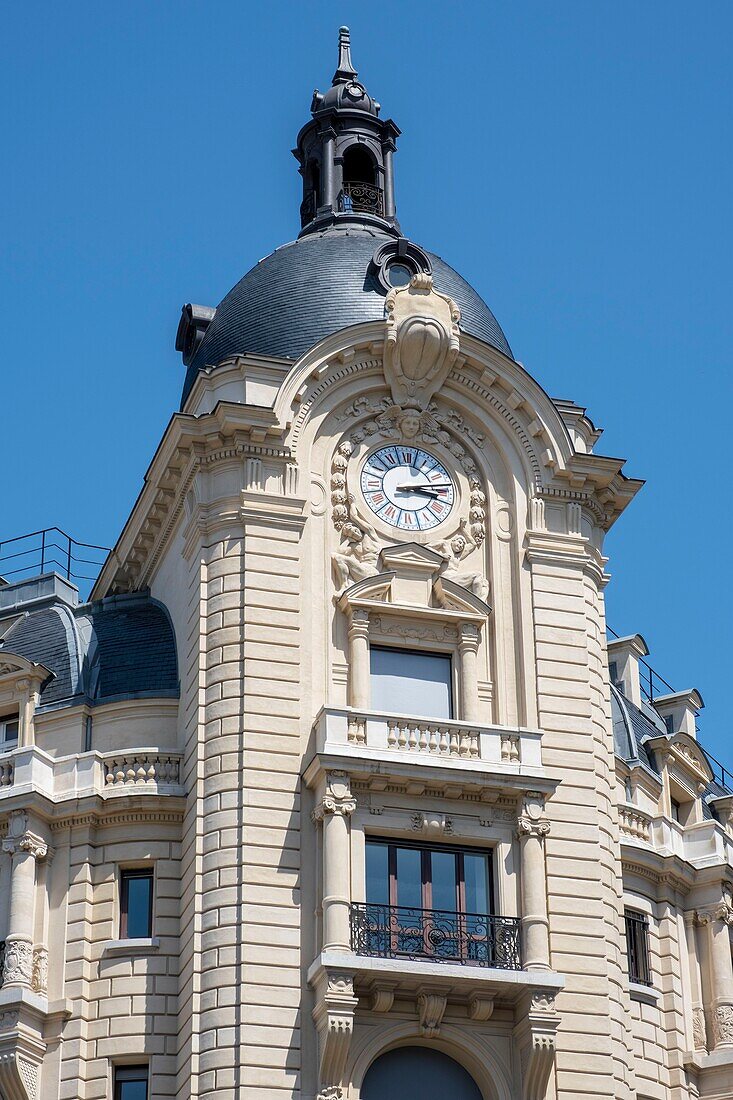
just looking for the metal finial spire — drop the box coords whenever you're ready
[332,25,358,84]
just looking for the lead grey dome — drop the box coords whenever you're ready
[181,225,513,406]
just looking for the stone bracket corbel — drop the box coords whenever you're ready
[417,987,449,1037]
[0,996,48,1100]
[312,968,358,1097]
[514,988,560,1100]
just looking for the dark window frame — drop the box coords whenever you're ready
[366,838,495,916]
[114,1064,149,1100]
[624,908,652,986]
[0,714,19,748]
[119,868,154,939]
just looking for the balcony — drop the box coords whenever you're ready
[350,903,521,971]
[0,745,185,804]
[340,180,384,216]
[309,707,544,792]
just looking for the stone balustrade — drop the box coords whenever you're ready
[618,804,652,843]
[0,745,184,803]
[103,753,181,788]
[314,707,544,772]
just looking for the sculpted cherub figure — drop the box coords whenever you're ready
[332,496,381,594]
[433,517,490,603]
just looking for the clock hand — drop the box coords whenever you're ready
[396,483,450,497]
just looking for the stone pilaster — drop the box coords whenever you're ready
[458,622,480,722]
[312,772,356,952]
[697,897,733,1049]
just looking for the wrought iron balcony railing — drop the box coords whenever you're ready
[340,180,384,217]
[350,903,522,970]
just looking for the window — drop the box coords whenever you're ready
[114,1065,148,1100]
[120,870,153,939]
[670,798,681,823]
[624,908,651,986]
[0,715,19,750]
[370,647,452,720]
[366,839,492,915]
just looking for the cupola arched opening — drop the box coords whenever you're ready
[343,143,376,187]
[361,1046,484,1100]
[308,159,321,204]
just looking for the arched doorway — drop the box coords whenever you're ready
[361,1045,484,1100]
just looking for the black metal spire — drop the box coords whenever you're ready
[332,26,357,85]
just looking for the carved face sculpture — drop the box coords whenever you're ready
[399,411,421,439]
[450,536,466,557]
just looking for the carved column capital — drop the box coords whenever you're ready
[458,621,480,652]
[517,792,551,839]
[312,772,356,823]
[348,608,370,636]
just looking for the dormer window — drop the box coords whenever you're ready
[0,714,19,750]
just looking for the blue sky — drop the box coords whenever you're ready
[2,2,730,761]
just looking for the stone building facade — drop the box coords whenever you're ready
[0,27,731,1100]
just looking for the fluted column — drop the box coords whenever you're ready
[458,623,480,723]
[2,811,48,989]
[312,772,356,952]
[518,792,551,971]
[348,609,370,710]
[697,895,733,1048]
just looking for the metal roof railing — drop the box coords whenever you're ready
[0,528,109,595]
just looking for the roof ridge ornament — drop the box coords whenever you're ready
[332,25,358,85]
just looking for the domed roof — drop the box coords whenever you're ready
[181,224,513,406]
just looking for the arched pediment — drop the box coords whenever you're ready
[0,651,53,686]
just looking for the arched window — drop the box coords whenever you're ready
[362,1046,483,1100]
[341,145,382,215]
[343,144,376,186]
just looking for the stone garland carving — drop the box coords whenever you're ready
[369,615,458,643]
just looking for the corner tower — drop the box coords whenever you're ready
[293,27,400,234]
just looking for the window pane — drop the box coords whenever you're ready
[464,853,489,914]
[430,851,456,912]
[1,719,19,746]
[365,843,389,906]
[395,847,422,909]
[118,1082,148,1100]
[123,873,152,938]
[370,647,452,720]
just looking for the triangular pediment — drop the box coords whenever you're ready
[379,543,444,573]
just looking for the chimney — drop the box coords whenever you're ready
[653,689,704,741]
[607,634,649,707]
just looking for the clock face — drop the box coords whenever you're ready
[360,445,455,531]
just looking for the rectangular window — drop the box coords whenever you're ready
[624,908,651,986]
[0,716,19,749]
[370,646,452,719]
[120,870,153,939]
[670,798,681,823]
[366,839,493,915]
[363,839,499,964]
[114,1065,148,1100]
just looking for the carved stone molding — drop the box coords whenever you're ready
[410,811,453,837]
[713,1003,733,1047]
[2,941,33,988]
[383,274,460,411]
[312,969,359,1097]
[417,990,448,1037]
[692,1005,707,1051]
[30,948,48,996]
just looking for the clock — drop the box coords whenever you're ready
[360,445,455,531]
